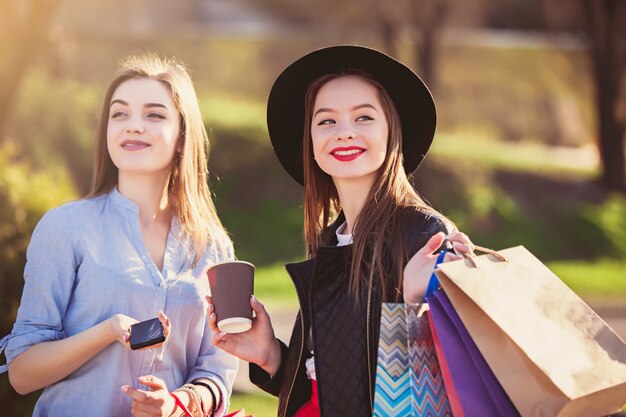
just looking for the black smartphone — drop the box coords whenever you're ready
[129,317,165,350]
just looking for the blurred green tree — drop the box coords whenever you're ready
[581,0,625,192]
[408,0,449,93]
[543,0,626,192]
[250,0,450,93]
[0,142,77,416]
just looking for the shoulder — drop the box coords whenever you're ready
[196,228,235,269]
[35,199,85,230]
[213,228,235,262]
[32,196,108,239]
[47,195,107,215]
[398,206,450,233]
[396,206,452,254]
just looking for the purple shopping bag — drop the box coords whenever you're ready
[428,290,520,417]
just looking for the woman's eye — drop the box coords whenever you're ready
[111,111,126,119]
[317,119,335,126]
[356,115,373,122]
[147,113,166,120]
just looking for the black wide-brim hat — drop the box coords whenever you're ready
[267,45,437,186]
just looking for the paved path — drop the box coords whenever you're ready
[232,299,626,393]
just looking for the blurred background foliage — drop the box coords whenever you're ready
[1,0,625,415]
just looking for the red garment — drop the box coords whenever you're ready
[293,379,320,417]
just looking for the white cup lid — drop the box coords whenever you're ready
[217,317,252,334]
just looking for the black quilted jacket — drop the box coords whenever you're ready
[249,209,449,417]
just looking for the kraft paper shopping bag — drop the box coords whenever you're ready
[435,245,626,417]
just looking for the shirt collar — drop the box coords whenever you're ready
[335,221,353,247]
[109,187,140,214]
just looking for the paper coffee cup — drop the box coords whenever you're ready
[207,260,254,334]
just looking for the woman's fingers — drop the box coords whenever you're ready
[108,313,136,348]
[206,293,278,366]
[123,377,174,417]
[206,294,271,332]
[444,251,463,262]
[138,375,167,391]
[157,310,171,340]
[417,232,446,256]
[122,385,149,402]
[212,328,227,343]
[122,329,131,344]
[209,313,223,338]
[206,296,220,334]
[403,230,474,303]
[250,295,269,320]
[134,311,170,350]
[451,240,474,256]
[206,297,229,344]
[447,231,475,252]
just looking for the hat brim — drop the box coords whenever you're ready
[267,45,437,186]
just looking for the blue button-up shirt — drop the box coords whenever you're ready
[0,188,238,416]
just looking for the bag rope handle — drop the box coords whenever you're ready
[454,244,508,268]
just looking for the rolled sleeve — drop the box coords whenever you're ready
[5,206,78,363]
[186,236,237,415]
[186,323,238,416]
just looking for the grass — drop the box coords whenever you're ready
[430,132,599,177]
[200,93,266,134]
[547,259,626,297]
[222,200,304,266]
[229,392,278,417]
[254,262,298,306]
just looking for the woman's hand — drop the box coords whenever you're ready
[207,295,281,376]
[403,231,475,303]
[446,230,476,257]
[107,310,171,350]
[107,314,136,348]
[122,375,176,417]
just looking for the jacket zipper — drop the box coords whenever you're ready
[282,274,306,417]
[366,252,376,414]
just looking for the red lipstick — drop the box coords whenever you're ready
[330,146,365,162]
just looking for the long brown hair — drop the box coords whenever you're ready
[88,54,230,264]
[303,72,450,301]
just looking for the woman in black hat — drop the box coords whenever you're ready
[208,45,474,416]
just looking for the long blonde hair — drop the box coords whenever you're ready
[88,54,230,264]
[303,72,450,301]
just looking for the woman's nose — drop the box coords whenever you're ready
[336,123,355,141]
[126,119,144,134]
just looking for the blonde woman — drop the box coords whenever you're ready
[0,55,237,417]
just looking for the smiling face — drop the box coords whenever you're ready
[106,78,181,178]
[310,76,389,189]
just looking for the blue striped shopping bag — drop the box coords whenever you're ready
[373,303,453,417]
